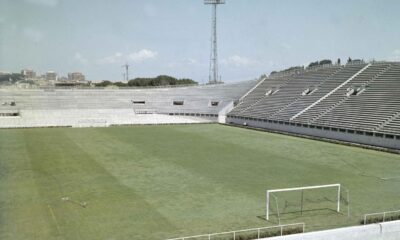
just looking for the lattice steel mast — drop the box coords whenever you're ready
[122,63,130,82]
[204,0,225,84]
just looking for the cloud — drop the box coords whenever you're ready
[25,0,59,7]
[168,58,200,68]
[96,52,123,65]
[222,55,261,67]
[96,50,158,65]
[23,28,44,42]
[389,49,400,61]
[128,49,158,62]
[74,52,88,65]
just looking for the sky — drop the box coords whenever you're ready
[1,0,400,83]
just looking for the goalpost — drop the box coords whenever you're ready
[266,184,341,220]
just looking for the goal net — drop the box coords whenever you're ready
[266,184,350,221]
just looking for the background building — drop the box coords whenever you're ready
[68,72,85,82]
[58,76,68,82]
[45,71,57,81]
[0,71,10,76]
[21,69,36,79]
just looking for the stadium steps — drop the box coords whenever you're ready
[308,96,349,124]
[268,95,303,118]
[313,63,400,131]
[233,86,281,115]
[0,82,255,128]
[307,63,393,125]
[238,77,266,102]
[268,66,344,119]
[290,63,371,121]
[228,62,400,136]
[380,114,400,134]
[230,76,293,115]
[239,67,342,119]
[376,111,400,133]
[294,63,392,124]
[269,66,358,120]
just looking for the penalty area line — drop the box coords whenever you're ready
[48,204,61,235]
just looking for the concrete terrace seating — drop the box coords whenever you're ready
[270,64,365,121]
[0,81,255,128]
[380,113,400,134]
[295,63,391,124]
[128,81,255,115]
[230,76,295,114]
[228,62,400,136]
[0,109,213,128]
[237,65,343,119]
[313,63,400,131]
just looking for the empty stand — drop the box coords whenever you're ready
[295,63,392,124]
[227,62,400,149]
[0,81,254,128]
[313,63,400,131]
[236,65,343,119]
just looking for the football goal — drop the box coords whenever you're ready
[266,184,346,221]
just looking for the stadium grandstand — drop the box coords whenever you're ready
[0,80,255,128]
[1,61,400,151]
[228,61,400,151]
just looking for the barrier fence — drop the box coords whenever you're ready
[364,209,400,225]
[166,223,305,240]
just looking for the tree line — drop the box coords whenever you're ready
[268,57,365,76]
[95,75,197,87]
[0,73,23,85]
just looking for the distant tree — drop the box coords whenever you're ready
[337,58,341,65]
[55,82,88,87]
[95,80,113,87]
[114,81,127,87]
[347,57,352,63]
[270,66,304,76]
[128,75,197,87]
[0,73,23,84]
[285,66,304,71]
[178,78,197,85]
[308,61,319,68]
[319,59,332,65]
[0,75,9,83]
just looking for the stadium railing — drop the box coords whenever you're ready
[363,209,400,225]
[166,222,305,240]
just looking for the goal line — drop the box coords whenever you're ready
[266,183,341,220]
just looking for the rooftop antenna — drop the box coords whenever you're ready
[122,63,130,82]
[204,0,225,84]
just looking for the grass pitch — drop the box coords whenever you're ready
[0,124,399,239]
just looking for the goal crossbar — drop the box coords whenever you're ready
[266,183,341,220]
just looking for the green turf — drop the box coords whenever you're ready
[0,124,399,239]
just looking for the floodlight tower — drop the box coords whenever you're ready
[204,0,225,84]
[122,63,130,82]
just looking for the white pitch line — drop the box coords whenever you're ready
[48,204,61,235]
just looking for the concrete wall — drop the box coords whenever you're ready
[218,101,234,123]
[0,110,213,128]
[266,220,400,240]
[227,117,400,150]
